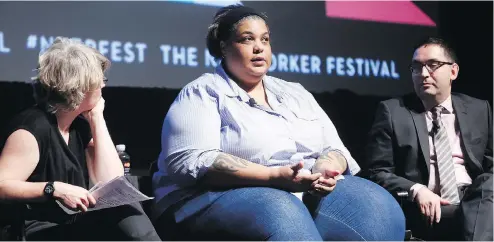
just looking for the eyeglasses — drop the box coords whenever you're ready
[103,77,108,84]
[409,60,454,74]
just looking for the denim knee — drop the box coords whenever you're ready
[309,176,405,241]
[182,187,323,240]
[253,189,322,240]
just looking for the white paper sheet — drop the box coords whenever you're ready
[57,176,153,214]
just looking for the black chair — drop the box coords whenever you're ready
[139,160,158,217]
[396,191,424,241]
[0,204,27,241]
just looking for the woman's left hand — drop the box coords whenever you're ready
[308,169,341,196]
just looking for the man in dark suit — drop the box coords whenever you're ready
[366,37,492,241]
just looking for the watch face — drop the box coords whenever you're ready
[45,185,54,194]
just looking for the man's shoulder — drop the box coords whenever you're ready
[378,93,418,110]
[379,92,490,114]
[379,97,403,107]
[452,92,489,106]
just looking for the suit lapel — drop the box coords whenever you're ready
[408,97,430,174]
[452,95,483,171]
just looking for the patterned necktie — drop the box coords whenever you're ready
[432,106,460,204]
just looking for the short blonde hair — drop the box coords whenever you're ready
[32,36,110,113]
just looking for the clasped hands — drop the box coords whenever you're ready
[271,160,342,197]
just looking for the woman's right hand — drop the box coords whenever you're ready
[270,161,322,192]
[82,97,105,124]
[52,182,97,212]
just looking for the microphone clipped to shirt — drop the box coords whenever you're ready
[248,98,257,107]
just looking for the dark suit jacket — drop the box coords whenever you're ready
[365,92,492,195]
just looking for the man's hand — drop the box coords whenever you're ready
[415,186,451,226]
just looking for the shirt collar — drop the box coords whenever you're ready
[214,64,250,102]
[439,95,454,113]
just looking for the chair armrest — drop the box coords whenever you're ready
[396,191,409,207]
[397,191,409,198]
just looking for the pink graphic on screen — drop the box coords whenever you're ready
[325,1,436,27]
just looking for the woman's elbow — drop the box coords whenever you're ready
[166,162,199,186]
[165,155,204,186]
[164,150,217,187]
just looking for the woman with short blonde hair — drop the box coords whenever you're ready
[0,37,160,240]
[33,37,110,113]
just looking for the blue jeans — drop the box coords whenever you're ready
[156,176,405,241]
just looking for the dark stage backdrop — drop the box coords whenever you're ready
[0,1,438,96]
[0,1,491,171]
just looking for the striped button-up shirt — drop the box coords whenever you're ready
[410,95,472,200]
[152,65,361,217]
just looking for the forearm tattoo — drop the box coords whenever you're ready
[313,150,347,172]
[212,153,250,173]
